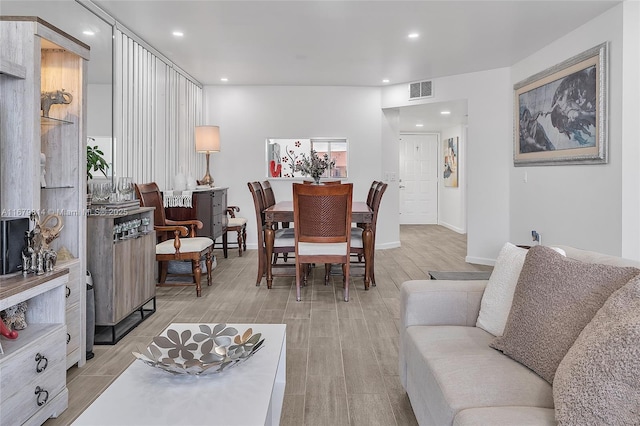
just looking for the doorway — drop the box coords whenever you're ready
[399,133,439,224]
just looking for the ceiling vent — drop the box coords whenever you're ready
[409,80,433,100]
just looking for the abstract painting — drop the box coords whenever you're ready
[443,137,458,187]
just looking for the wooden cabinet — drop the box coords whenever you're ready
[0,17,88,370]
[166,187,228,241]
[87,208,156,344]
[198,188,228,240]
[0,269,70,425]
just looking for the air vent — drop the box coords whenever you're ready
[409,80,433,100]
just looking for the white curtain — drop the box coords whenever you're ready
[113,28,202,190]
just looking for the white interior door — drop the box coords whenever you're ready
[399,134,438,224]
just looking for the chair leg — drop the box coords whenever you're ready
[222,233,229,258]
[324,263,331,285]
[343,262,349,302]
[192,258,202,297]
[205,249,213,286]
[159,261,168,284]
[295,261,302,301]
[256,248,265,286]
[242,226,247,252]
[236,229,243,257]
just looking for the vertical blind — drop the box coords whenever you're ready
[113,29,202,190]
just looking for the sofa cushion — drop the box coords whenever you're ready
[476,242,528,336]
[453,406,556,426]
[553,274,640,425]
[490,245,639,384]
[404,325,552,425]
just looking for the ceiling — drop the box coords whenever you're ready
[0,1,619,130]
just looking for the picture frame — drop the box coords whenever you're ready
[443,137,458,187]
[513,42,608,166]
[265,138,349,179]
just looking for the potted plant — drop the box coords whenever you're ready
[87,144,108,180]
[295,149,335,184]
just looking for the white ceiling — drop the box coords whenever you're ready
[1,0,619,130]
[91,0,619,86]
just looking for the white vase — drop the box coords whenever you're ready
[173,173,187,191]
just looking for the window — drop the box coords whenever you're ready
[266,138,348,179]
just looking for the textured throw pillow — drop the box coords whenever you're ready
[490,245,639,384]
[554,275,640,425]
[476,243,528,336]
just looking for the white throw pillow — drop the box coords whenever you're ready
[476,243,528,336]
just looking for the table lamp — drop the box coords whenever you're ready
[195,125,220,186]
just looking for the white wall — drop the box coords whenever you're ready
[202,85,393,248]
[382,67,512,265]
[439,125,466,233]
[87,84,112,137]
[509,4,628,255]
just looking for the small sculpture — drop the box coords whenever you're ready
[41,89,73,118]
[1,301,28,332]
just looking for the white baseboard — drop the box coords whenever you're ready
[465,256,496,266]
[439,221,465,234]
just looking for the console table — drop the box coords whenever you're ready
[73,323,286,425]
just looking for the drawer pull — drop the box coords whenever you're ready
[35,353,48,373]
[66,286,71,298]
[67,333,71,344]
[35,386,49,406]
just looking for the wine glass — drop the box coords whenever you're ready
[118,177,133,201]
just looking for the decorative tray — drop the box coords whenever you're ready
[133,324,264,376]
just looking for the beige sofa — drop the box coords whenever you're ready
[399,246,640,425]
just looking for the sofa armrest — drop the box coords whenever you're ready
[400,279,488,329]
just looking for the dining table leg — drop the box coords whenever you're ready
[362,223,373,290]
[265,221,275,289]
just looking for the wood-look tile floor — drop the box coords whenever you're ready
[46,225,492,426]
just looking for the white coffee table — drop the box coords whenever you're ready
[73,323,286,426]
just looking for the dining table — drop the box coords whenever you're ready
[263,200,374,290]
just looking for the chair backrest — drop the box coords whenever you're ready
[135,182,167,227]
[370,182,388,234]
[248,181,267,248]
[293,183,353,244]
[261,180,276,209]
[366,180,381,208]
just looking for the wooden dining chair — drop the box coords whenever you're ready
[293,183,353,302]
[247,181,296,287]
[260,180,290,263]
[221,206,247,258]
[351,182,387,286]
[135,182,213,297]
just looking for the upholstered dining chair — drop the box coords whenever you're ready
[221,206,247,258]
[135,182,213,297]
[247,181,296,287]
[260,180,290,263]
[351,182,387,286]
[293,182,353,302]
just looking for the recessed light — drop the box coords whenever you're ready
[172,31,184,37]
[408,33,419,39]
[220,77,228,82]
[440,111,451,115]
[382,79,390,83]
[416,124,424,127]
[82,30,95,36]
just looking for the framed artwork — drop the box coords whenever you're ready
[265,138,348,178]
[514,42,608,166]
[443,137,458,187]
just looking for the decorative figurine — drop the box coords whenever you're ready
[41,89,73,118]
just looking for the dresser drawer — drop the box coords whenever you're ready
[64,263,82,309]
[65,304,81,358]
[1,354,66,426]
[0,326,67,401]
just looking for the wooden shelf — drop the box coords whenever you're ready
[40,116,73,125]
[0,57,26,79]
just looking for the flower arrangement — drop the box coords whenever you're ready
[295,149,335,183]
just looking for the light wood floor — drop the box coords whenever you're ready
[46,225,491,426]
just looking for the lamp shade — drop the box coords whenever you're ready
[195,125,221,152]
